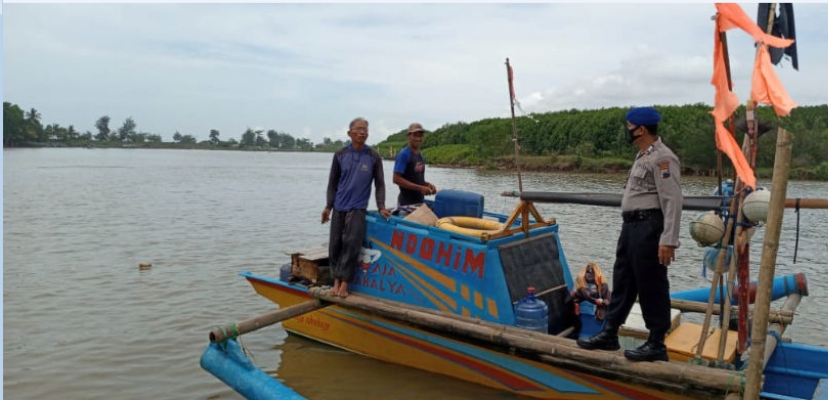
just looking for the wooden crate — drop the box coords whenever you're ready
[290,246,329,283]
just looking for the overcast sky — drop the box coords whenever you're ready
[3,3,826,144]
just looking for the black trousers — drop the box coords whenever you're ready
[605,216,671,342]
[328,209,367,283]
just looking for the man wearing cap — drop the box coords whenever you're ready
[576,106,683,362]
[392,122,437,217]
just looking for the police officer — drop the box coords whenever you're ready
[576,106,683,362]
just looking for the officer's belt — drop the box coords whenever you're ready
[622,209,663,223]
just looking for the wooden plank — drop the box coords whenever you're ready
[285,244,328,258]
[293,247,328,261]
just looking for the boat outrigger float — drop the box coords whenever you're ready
[202,4,828,399]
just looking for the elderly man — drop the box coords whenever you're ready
[321,117,391,297]
[576,106,683,362]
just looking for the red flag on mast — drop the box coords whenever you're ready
[507,62,524,113]
[508,65,516,101]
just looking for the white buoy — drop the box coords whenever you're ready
[689,211,725,247]
[743,188,771,223]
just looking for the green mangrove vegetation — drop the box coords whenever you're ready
[377,104,828,180]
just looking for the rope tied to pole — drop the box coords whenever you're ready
[794,198,801,263]
[724,370,747,397]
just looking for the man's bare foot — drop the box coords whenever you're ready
[338,282,349,297]
[331,279,341,297]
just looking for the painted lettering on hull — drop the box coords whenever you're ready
[350,261,406,295]
[295,315,331,331]
[390,230,485,279]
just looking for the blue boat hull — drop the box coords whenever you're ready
[763,342,828,399]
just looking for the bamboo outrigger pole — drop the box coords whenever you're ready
[209,299,327,343]
[744,127,794,400]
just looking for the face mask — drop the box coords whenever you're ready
[626,125,641,144]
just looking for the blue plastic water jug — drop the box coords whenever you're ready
[514,287,549,334]
[279,262,292,282]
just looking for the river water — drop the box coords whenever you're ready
[4,148,826,399]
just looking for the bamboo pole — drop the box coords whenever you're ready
[502,190,828,210]
[308,288,745,395]
[762,293,802,368]
[209,299,326,343]
[534,353,713,398]
[719,119,759,358]
[783,198,828,209]
[669,299,793,325]
[695,194,739,359]
[703,13,757,361]
[505,58,523,193]
[744,128,794,400]
[717,190,747,361]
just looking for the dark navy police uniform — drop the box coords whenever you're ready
[608,137,683,342]
[576,106,683,362]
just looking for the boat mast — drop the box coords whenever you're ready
[737,2,780,353]
[505,58,523,193]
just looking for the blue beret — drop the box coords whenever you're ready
[626,107,661,126]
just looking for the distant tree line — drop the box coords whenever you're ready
[2,101,345,151]
[6,101,826,179]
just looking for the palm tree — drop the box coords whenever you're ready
[25,108,41,124]
[25,108,45,142]
[67,125,78,141]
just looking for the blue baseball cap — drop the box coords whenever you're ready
[626,107,662,125]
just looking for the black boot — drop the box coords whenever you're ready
[624,341,669,362]
[576,329,620,351]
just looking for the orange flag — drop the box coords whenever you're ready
[716,3,794,48]
[752,44,798,117]
[709,4,795,189]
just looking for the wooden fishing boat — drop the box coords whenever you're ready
[201,188,828,400]
[201,5,828,398]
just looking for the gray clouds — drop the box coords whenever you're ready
[4,3,826,143]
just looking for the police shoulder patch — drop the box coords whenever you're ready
[658,160,670,178]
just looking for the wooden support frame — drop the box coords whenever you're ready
[483,200,556,241]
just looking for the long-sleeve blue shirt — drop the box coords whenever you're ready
[326,144,386,212]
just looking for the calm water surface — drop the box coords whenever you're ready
[4,148,827,399]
